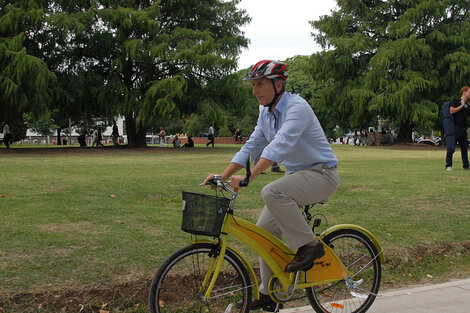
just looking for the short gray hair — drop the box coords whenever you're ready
[273,77,287,92]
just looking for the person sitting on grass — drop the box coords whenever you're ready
[182,136,194,148]
[173,135,181,148]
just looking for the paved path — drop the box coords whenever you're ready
[281,278,470,313]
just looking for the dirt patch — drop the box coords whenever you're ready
[39,222,105,235]
[389,241,465,261]
[1,278,152,313]
[404,242,455,261]
[463,242,470,251]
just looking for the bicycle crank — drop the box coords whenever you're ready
[268,276,296,303]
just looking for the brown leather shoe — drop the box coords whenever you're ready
[285,241,325,273]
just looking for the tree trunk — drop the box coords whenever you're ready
[395,121,413,143]
[56,128,62,145]
[125,114,148,148]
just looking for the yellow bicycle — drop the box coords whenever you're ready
[149,172,384,313]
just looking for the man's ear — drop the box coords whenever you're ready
[275,80,284,93]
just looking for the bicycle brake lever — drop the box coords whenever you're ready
[239,157,251,187]
[200,174,223,187]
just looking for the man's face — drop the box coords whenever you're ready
[252,78,276,106]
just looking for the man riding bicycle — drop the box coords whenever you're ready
[204,60,339,310]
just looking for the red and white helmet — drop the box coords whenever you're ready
[243,60,288,81]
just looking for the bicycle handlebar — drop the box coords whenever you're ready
[203,157,251,191]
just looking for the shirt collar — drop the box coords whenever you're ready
[273,92,287,114]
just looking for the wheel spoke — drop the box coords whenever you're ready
[149,243,252,313]
[306,229,381,313]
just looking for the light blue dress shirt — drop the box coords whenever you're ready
[231,92,338,174]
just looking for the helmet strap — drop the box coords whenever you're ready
[263,79,285,111]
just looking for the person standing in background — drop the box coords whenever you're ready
[112,120,119,146]
[2,122,11,148]
[158,127,166,147]
[206,124,215,147]
[446,86,470,171]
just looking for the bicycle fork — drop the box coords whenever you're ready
[198,242,226,301]
[198,246,219,298]
[198,237,252,302]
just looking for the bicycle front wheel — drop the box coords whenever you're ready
[149,243,252,313]
[306,229,382,313]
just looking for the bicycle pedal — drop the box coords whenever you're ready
[262,303,283,312]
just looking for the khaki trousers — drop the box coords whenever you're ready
[256,164,339,294]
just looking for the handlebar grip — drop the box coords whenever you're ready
[207,179,218,186]
[239,157,251,187]
[239,177,249,187]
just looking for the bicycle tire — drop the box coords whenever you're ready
[306,228,382,313]
[149,243,252,313]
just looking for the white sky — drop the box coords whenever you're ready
[236,0,337,70]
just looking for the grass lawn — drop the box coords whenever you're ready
[0,144,469,312]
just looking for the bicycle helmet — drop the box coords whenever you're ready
[243,60,288,81]
[243,60,288,110]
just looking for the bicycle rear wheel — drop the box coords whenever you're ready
[149,243,252,313]
[306,229,381,313]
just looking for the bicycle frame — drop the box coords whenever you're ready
[195,211,372,301]
[194,177,385,303]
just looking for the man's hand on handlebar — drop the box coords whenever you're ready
[202,174,249,192]
[229,175,246,192]
[202,159,251,191]
[203,173,218,188]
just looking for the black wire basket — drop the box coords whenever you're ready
[181,191,231,237]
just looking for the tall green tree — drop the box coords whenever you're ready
[2,0,113,143]
[0,0,56,137]
[24,1,133,143]
[5,1,249,147]
[75,0,250,147]
[309,0,470,142]
[183,70,256,137]
[285,55,338,140]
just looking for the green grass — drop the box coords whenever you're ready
[1,144,469,311]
